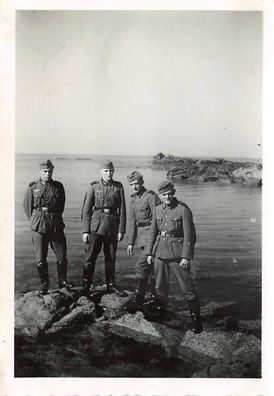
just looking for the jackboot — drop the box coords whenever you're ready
[105,261,127,296]
[37,262,49,295]
[57,260,73,290]
[82,266,93,294]
[123,278,146,313]
[189,297,203,334]
[143,293,168,315]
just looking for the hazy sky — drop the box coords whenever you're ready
[16,10,262,158]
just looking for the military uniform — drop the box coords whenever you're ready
[127,186,160,298]
[81,177,126,290]
[23,169,69,293]
[145,181,202,333]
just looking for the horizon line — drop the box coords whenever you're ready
[15,152,262,160]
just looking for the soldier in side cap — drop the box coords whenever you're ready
[81,160,126,295]
[124,171,161,312]
[145,180,202,334]
[23,159,72,295]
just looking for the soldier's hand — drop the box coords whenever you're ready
[147,255,154,265]
[179,258,190,269]
[117,232,124,242]
[82,233,90,244]
[127,244,134,255]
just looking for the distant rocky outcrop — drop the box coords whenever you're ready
[15,286,261,378]
[151,153,262,186]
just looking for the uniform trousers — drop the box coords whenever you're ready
[154,257,197,305]
[84,232,118,285]
[31,230,67,268]
[135,248,153,279]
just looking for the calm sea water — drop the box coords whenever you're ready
[15,153,262,299]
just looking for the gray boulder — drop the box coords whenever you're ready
[45,303,96,334]
[101,292,133,310]
[15,289,96,336]
[15,290,73,336]
[178,330,261,364]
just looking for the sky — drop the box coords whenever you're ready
[16,10,262,158]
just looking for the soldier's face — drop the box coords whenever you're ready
[101,168,114,182]
[129,179,143,193]
[159,189,175,205]
[40,168,53,182]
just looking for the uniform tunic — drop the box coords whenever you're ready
[81,178,126,286]
[82,178,126,236]
[128,186,160,278]
[23,179,67,266]
[145,197,197,305]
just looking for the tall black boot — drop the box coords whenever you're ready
[105,261,127,296]
[57,260,73,289]
[188,297,203,334]
[124,278,146,312]
[105,260,115,289]
[37,262,49,295]
[82,266,93,294]
[148,274,156,299]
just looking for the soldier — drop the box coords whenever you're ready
[124,171,161,312]
[146,181,202,334]
[81,160,126,295]
[23,159,72,295]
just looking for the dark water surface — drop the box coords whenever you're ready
[15,153,262,377]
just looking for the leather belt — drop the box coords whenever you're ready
[137,220,151,227]
[94,207,117,215]
[34,207,58,214]
[159,231,182,237]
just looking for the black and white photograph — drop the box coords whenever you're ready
[1,0,274,395]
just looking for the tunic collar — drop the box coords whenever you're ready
[101,178,113,186]
[40,178,53,186]
[136,186,146,197]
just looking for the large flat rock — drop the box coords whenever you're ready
[178,330,261,363]
[110,312,183,354]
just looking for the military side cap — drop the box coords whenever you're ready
[100,159,114,169]
[127,171,143,183]
[39,159,54,170]
[158,180,174,194]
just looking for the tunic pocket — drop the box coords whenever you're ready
[30,213,43,232]
[170,237,183,259]
[156,216,163,228]
[90,217,100,232]
[170,218,182,232]
[140,204,151,219]
[33,190,43,207]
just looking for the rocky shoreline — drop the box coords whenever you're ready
[15,286,261,378]
[151,153,262,185]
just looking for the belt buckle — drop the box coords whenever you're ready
[42,207,48,212]
[104,208,110,214]
[161,231,167,237]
